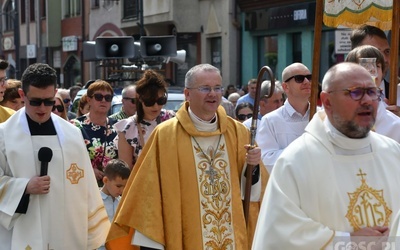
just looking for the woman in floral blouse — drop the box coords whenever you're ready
[71,80,118,185]
[114,70,175,169]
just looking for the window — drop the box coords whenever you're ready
[3,0,14,31]
[210,37,222,71]
[123,0,138,20]
[19,0,36,23]
[41,0,46,19]
[292,32,302,63]
[91,0,100,9]
[64,0,81,18]
[258,35,278,79]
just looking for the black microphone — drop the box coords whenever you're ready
[38,147,53,176]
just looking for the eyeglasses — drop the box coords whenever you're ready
[63,98,71,104]
[52,105,65,112]
[328,87,382,101]
[284,74,312,83]
[187,86,224,94]
[0,77,7,86]
[28,98,56,107]
[91,93,113,102]
[237,113,253,120]
[141,96,167,107]
[123,97,136,104]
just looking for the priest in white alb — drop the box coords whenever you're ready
[0,63,110,250]
[252,62,400,249]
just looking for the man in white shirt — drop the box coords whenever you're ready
[257,62,311,173]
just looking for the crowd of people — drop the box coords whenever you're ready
[1,23,400,250]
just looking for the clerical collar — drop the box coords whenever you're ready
[323,117,371,154]
[188,107,218,132]
[26,114,57,135]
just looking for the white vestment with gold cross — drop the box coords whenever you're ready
[253,110,400,250]
[0,109,110,250]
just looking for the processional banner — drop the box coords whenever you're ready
[323,0,393,30]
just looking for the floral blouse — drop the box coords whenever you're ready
[71,115,118,171]
[114,109,175,165]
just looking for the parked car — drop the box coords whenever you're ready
[111,92,185,114]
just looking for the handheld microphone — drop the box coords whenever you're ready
[38,147,53,176]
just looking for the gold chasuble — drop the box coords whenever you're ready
[106,103,268,250]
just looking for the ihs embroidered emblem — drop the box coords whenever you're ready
[66,163,84,184]
[346,169,392,231]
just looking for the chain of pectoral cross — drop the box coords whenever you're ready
[192,134,222,184]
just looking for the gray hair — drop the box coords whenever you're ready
[260,80,283,97]
[184,64,221,88]
[121,84,136,98]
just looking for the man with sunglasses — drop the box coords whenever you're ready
[0,63,110,249]
[0,59,15,123]
[257,62,311,173]
[107,64,268,250]
[58,88,76,120]
[253,62,400,249]
[109,84,137,121]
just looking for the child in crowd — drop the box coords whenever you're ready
[99,159,131,249]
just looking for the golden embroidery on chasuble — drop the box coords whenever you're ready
[346,169,392,231]
[191,135,235,250]
[66,163,84,184]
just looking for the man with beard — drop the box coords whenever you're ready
[0,60,15,122]
[252,62,400,249]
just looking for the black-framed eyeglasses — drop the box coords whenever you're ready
[91,93,113,102]
[237,113,253,120]
[284,74,312,83]
[63,98,71,104]
[187,86,224,94]
[141,96,167,107]
[52,105,65,112]
[123,97,136,104]
[328,87,382,101]
[28,98,56,107]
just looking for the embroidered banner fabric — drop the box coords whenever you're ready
[323,0,393,30]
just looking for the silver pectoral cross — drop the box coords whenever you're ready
[205,163,218,184]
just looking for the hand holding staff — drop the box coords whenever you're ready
[243,66,275,225]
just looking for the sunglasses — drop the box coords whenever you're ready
[92,93,113,102]
[52,105,65,112]
[123,97,136,104]
[237,113,253,120]
[284,74,312,83]
[141,96,167,107]
[63,98,71,104]
[28,98,56,107]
